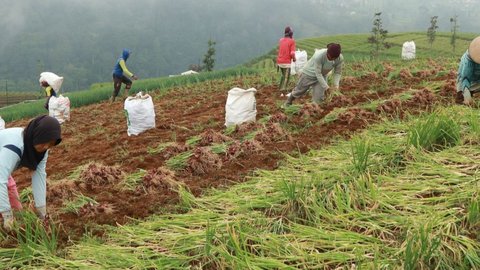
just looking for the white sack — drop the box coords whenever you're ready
[124,92,156,136]
[290,50,308,75]
[39,72,64,92]
[225,87,257,127]
[401,41,416,60]
[48,95,71,124]
[0,116,5,130]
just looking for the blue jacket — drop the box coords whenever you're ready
[0,128,48,212]
[457,50,480,91]
[112,49,131,77]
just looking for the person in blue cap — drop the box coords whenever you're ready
[111,48,138,103]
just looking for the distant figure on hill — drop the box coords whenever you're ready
[277,26,296,94]
[284,43,343,106]
[456,36,480,105]
[40,80,56,110]
[39,71,64,111]
[111,48,138,103]
[0,115,62,230]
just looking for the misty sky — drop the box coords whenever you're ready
[0,0,479,90]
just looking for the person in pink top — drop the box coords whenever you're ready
[276,26,296,93]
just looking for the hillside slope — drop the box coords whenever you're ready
[246,32,477,69]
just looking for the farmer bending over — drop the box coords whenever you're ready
[285,43,343,106]
[0,115,62,230]
[456,36,480,105]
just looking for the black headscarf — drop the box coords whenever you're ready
[19,115,62,170]
[284,26,293,38]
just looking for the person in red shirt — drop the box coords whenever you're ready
[277,26,296,94]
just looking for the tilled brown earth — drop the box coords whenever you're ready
[5,66,457,245]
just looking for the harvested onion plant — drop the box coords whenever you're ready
[4,107,480,268]
[61,194,98,214]
[166,151,193,171]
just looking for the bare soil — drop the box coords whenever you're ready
[5,66,454,245]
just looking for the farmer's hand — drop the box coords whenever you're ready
[463,98,473,106]
[41,214,51,229]
[132,75,139,80]
[324,87,331,98]
[1,211,14,231]
[455,91,464,104]
[463,89,473,106]
[35,206,52,228]
[36,206,47,220]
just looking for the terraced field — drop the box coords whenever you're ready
[0,33,479,269]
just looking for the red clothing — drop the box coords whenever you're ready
[277,37,296,65]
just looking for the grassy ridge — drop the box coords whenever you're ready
[247,32,477,69]
[0,67,259,122]
[0,92,41,107]
[1,31,475,121]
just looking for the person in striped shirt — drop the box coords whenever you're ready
[456,36,480,105]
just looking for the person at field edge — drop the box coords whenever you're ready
[0,115,62,230]
[41,80,57,110]
[285,43,344,106]
[455,36,480,105]
[0,119,23,212]
[111,48,138,103]
[277,26,296,94]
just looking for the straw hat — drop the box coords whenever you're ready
[468,36,480,64]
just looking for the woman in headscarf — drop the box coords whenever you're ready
[0,115,62,230]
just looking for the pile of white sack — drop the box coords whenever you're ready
[48,96,71,124]
[124,92,156,136]
[290,50,308,75]
[225,87,257,127]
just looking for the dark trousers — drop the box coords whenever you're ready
[112,74,132,98]
[278,66,291,91]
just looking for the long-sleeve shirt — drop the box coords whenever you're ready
[277,37,296,65]
[44,86,56,97]
[113,59,133,77]
[457,50,480,91]
[119,59,133,77]
[0,128,48,213]
[301,48,344,90]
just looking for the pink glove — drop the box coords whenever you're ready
[1,210,14,231]
[7,176,22,210]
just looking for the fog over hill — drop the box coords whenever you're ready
[1,0,479,91]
